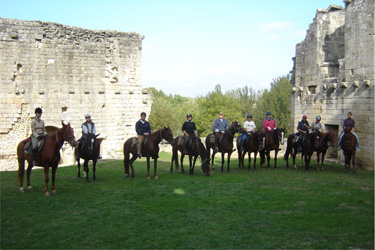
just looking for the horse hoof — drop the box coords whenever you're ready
[45,192,51,197]
[305,171,309,173]
[19,187,25,193]
[27,186,33,191]
[155,176,159,180]
[86,181,89,184]
[93,180,96,183]
[228,171,231,174]
[221,171,224,174]
[131,174,135,178]
[125,175,130,178]
[52,190,57,196]
[147,177,151,181]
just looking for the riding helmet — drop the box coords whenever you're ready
[85,114,91,118]
[247,114,252,118]
[266,111,271,116]
[35,107,43,114]
[140,112,147,117]
[302,115,307,119]
[316,116,321,121]
[187,113,192,118]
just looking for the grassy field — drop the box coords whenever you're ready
[1,152,374,249]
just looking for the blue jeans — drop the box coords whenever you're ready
[240,133,248,148]
[338,131,360,149]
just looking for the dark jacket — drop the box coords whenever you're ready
[136,120,151,135]
[297,120,310,134]
[182,121,197,135]
[343,118,355,130]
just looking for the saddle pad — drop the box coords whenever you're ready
[132,137,138,147]
[210,134,215,144]
[177,136,184,146]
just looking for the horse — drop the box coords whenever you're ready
[237,131,260,171]
[341,128,356,174]
[17,121,77,197]
[301,132,321,172]
[259,128,285,170]
[123,126,174,180]
[75,133,100,183]
[170,136,210,176]
[283,133,302,169]
[205,121,242,174]
[315,130,335,171]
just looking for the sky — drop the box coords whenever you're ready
[0,0,345,97]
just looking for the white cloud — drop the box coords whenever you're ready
[258,21,294,31]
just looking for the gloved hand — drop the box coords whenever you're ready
[38,134,46,138]
[221,131,225,134]
[267,127,271,130]
[274,127,277,130]
[215,129,219,133]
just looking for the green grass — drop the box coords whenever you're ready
[1,152,374,249]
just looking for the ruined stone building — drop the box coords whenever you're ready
[290,0,374,169]
[0,18,153,170]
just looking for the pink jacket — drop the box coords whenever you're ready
[263,119,277,131]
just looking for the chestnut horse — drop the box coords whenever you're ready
[259,128,285,170]
[237,131,260,171]
[123,127,174,180]
[170,136,210,176]
[17,121,77,196]
[75,133,100,183]
[341,128,356,174]
[205,121,242,174]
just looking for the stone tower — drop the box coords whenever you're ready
[290,1,374,169]
[0,18,153,170]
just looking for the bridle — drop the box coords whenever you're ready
[56,127,76,149]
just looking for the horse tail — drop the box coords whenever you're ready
[123,141,130,176]
[260,150,265,164]
[172,144,179,170]
[283,135,293,160]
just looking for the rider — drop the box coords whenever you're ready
[31,107,47,165]
[213,112,229,152]
[259,111,277,149]
[337,112,360,151]
[136,112,151,158]
[311,116,324,134]
[79,114,101,158]
[181,113,198,154]
[296,115,311,151]
[240,114,256,152]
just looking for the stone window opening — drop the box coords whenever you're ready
[308,85,317,94]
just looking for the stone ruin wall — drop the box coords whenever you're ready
[0,18,153,171]
[290,0,374,169]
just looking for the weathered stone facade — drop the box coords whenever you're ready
[0,18,153,171]
[290,1,374,169]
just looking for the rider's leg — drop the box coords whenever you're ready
[137,135,144,158]
[352,131,360,150]
[182,134,190,154]
[240,133,247,151]
[337,131,344,150]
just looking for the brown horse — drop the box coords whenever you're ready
[123,126,174,180]
[170,136,210,176]
[205,121,242,174]
[315,130,335,171]
[300,132,321,172]
[259,128,285,170]
[17,121,77,196]
[237,131,260,171]
[283,133,303,169]
[341,128,356,174]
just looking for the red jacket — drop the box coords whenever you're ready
[263,118,277,131]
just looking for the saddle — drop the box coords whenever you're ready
[132,137,148,147]
[24,137,45,154]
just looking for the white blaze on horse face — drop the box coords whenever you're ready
[281,132,284,145]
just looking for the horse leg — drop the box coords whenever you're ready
[93,159,97,182]
[77,157,81,178]
[154,157,158,180]
[211,151,216,170]
[18,158,25,192]
[189,155,193,176]
[321,151,326,171]
[181,154,185,173]
[274,150,278,169]
[129,153,137,178]
[253,152,257,172]
[316,153,320,172]
[266,151,271,170]
[247,152,251,171]
[221,152,225,174]
[26,162,33,191]
[84,160,90,183]
[192,155,198,175]
[51,165,57,196]
[227,153,232,174]
[146,157,151,181]
[352,152,356,175]
[44,167,50,197]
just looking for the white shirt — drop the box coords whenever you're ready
[243,120,256,133]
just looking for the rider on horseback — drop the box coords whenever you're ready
[182,113,198,154]
[31,107,47,165]
[239,114,256,152]
[79,114,101,159]
[259,111,277,150]
[136,112,151,158]
[213,112,229,152]
[311,116,324,133]
[338,112,360,151]
[296,115,311,152]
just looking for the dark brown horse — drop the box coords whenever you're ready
[75,133,100,183]
[17,121,77,196]
[283,133,303,169]
[315,130,335,171]
[301,132,321,172]
[237,131,260,171]
[341,128,356,174]
[170,136,210,176]
[205,121,241,174]
[259,128,285,170]
[123,127,174,180]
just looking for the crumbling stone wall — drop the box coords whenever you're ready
[290,1,374,169]
[0,18,153,170]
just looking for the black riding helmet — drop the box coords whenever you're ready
[35,107,43,114]
[140,112,146,117]
[187,113,192,118]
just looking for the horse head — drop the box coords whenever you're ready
[62,121,77,147]
[230,121,242,133]
[312,131,321,149]
[276,128,285,145]
[162,126,174,144]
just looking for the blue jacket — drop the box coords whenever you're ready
[136,120,151,135]
[213,118,229,132]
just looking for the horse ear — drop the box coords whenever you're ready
[61,120,66,127]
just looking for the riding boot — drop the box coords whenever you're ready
[182,140,189,155]
[32,149,39,166]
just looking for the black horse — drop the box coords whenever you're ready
[259,128,285,170]
[75,133,101,183]
[301,132,321,172]
[171,136,210,176]
[237,131,260,171]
